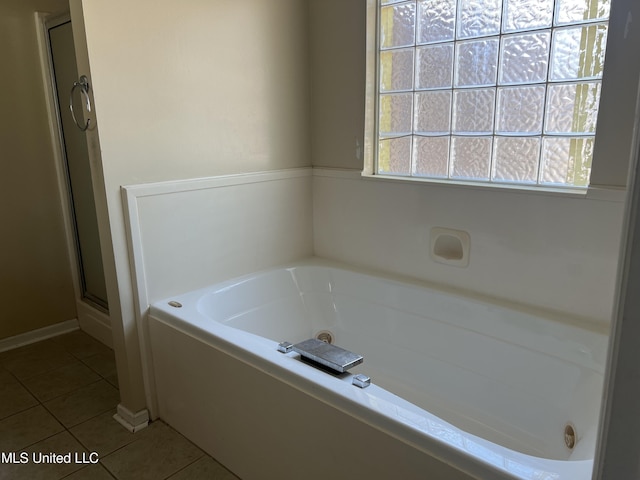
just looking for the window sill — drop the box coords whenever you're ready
[313,168,627,203]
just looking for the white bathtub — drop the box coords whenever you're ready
[148,259,606,480]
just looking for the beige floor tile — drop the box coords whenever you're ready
[167,456,240,480]
[101,421,203,480]
[0,342,77,381]
[104,373,119,390]
[0,405,64,452]
[0,339,63,362]
[0,334,238,479]
[70,410,152,457]
[60,463,115,480]
[0,368,39,420]
[44,380,120,428]
[80,351,117,379]
[21,362,101,402]
[50,331,113,360]
[0,431,87,480]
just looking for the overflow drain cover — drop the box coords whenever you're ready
[564,423,576,450]
[315,330,334,344]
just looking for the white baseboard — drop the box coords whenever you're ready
[76,300,113,348]
[0,319,79,353]
[113,403,149,433]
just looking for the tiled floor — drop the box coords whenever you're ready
[0,330,239,480]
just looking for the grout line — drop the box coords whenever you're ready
[19,429,69,453]
[58,462,118,480]
[162,456,202,480]
[32,376,106,405]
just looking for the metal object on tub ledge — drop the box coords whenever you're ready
[352,374,371,389]
[277,341,293,353]
[291,338,363,373]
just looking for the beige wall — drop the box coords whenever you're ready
[309,0,366,170]
[83,0,311,183]
[75,0,311,415]
[0,0,76,340]
[591,0,640,188]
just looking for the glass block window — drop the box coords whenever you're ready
[376,0,609,187]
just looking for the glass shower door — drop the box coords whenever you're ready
[48,19,108,311]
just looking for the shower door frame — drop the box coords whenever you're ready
[35,10,113,348]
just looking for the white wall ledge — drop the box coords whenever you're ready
[122,167,312,198]
[312,168,627,203]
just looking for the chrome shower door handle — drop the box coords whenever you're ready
[69,75,92,131]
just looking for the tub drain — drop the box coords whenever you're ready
[564,423,577,450]
[315,330,334,344]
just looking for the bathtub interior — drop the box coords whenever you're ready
[191,262,606,462]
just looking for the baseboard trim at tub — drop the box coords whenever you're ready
[0,319,79,353]
[113,404,150,433]
[76,300,113,349]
